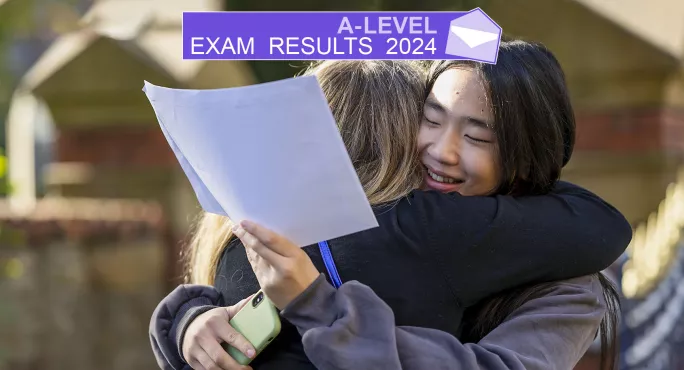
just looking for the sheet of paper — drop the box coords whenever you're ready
[143,76,379,247]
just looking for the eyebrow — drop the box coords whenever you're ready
[424,97,446,114]
[465,116,493,130]
[425,96,493,129]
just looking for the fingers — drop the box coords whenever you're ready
[191,348,214,370]
[244,246,263,268]
[186,350,206,370]
[239,220,298,257]
[188,360,206,370]
[199,335,249,370]
[205,307,255,359]
[212,318,256,360]
[233,225,282,264]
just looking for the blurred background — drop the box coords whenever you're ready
[1,0,683,369]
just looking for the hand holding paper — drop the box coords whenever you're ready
[142,76,378,247]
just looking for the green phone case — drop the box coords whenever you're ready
[223,291,282,365]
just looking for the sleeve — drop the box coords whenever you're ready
[281,274,606,370]
[149,284,223,370]
[396,181,632,306]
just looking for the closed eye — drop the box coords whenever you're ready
[424,116,440,126]
[465,135,491,143]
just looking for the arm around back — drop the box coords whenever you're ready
[395,181,631,306]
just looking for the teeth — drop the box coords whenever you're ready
[428,169,457,184]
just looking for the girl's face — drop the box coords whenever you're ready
[418,68,500,196]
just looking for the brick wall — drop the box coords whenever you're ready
[575,107,684,153]
[56,126,176,166]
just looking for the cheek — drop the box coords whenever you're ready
[462,148,500,188]
[417,124,432,152]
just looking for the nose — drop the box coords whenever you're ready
[427,128,460,166]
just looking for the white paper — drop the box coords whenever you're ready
[143,76,379,247]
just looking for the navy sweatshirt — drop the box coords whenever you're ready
[150,181,631,369]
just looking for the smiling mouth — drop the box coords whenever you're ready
[426,167,464,185]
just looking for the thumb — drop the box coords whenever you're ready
[225,295,253,318]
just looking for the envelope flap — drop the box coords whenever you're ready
[450,8,502,34]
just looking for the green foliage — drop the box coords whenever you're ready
[0,147,9,196]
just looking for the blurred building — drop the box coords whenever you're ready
[2,0,684,369]
[3,0,256,369]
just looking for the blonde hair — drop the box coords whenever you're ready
[186,60,425,284]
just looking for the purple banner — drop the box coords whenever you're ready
[182,9,502,63]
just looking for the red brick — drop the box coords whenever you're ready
[575,107,684,153]
[57,127,177,166]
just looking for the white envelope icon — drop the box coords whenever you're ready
[449,26,499,48]
[444,8,501,63]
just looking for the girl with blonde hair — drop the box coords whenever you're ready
[187,60,425,287]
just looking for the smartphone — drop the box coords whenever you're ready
[223,290,282,365]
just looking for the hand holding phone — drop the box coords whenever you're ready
[181,297,258,369]
[223,290,282,365]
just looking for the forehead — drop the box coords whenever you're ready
[428,68,491,116]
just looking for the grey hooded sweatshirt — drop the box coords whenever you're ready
[150,274,606,370]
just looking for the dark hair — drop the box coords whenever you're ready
[427,40,620,370]
[426,40,575,196]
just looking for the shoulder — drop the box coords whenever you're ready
[555,274,606,294]
[547,274,608,304]
[513,275,608,319]
[217,237,246,267]
[214,237,262,305]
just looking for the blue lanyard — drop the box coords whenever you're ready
[318,240,342,288]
